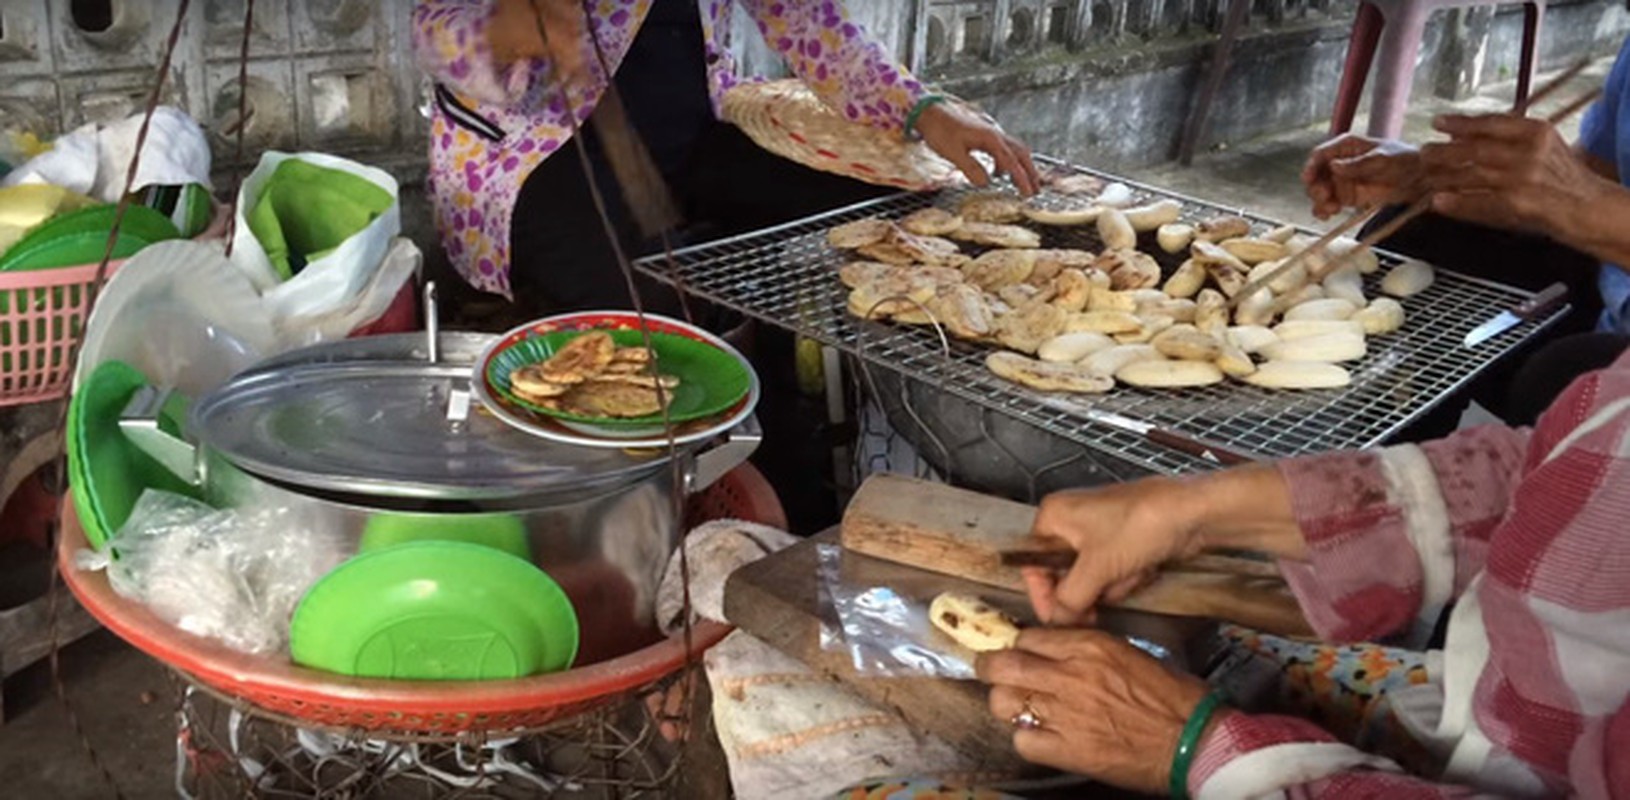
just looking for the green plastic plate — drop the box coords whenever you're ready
[0,205,180,273]
[484,330,751,428]
[65,361,200,549]
[289,542,579,681]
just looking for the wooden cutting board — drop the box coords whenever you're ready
[840,474,1312,638]
[723,529,1219,778]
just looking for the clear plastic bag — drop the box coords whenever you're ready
[818,544,1174,679]
[818,544,977,679]
[76,490,347,655]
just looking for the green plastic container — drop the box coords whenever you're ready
[289,542,579,681]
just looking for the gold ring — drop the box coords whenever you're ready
[1009,695,1043,730]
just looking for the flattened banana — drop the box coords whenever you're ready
[1196,215,1250,243]
[1215,343,1257,377]
[1023,200,1101,226]
[986,351,1114,394]
[1220,237,1290,265]
[959,193,1027,224]
[1157,223,1196,254]
[1038,331,1116,362]
[1272,319,1365,341]
[1242,361,1353,390]
[1067,310,1143,335]
[1162,259,1206,299]
[1322,265,1367,308]
[826,218,893,249]
[1381,259,1435,297]
[1152,327,1222,361]
[1351,297,1405,335]
[1195,289,1228,334]
[1283,298,1358,322]
[1225,325,1279,354]
[929,592,1021,652]
[1123,199,1183,232]
[541,331,616,382]
[1115,359,1225,388]
[900,207,965,236]
[952,222,1043,249]
[1261,332,1367,363]
[1096,208,1137,250]
[1082,343,1161,377]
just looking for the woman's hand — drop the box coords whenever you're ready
[1024,477,1204,625]
[977,628,1218,795]
[915,102,1041,196]
[1420,113,1613,238]
[1301,133,1419,219]
[1026,465,1304,625]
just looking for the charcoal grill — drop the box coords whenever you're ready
[633,160,1564,495]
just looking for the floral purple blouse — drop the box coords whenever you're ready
[411,0,927,297]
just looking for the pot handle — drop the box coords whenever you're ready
[688,414,763,494]
[119,386,202,486]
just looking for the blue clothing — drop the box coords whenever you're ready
[1578,36,1630,335]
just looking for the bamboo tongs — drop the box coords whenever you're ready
[1229,60,1603,309]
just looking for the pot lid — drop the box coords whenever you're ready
[190,359,676,501]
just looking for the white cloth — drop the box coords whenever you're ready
[705,630,975,800]
[656,520,996,800]
[657,519,799,636]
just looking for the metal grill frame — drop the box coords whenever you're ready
[635,160,1565,477]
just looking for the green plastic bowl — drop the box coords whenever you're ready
[358,513,532,561]
[289,542,579,681]
[484,329,751,428]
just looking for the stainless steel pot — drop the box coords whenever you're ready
[120,331,760,665]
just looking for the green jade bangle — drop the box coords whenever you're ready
[903,94,949,140]
[1169,692,1226,800]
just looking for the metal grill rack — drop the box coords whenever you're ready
[635,164,1564,477]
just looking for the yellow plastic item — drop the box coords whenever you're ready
[0,184,99,255]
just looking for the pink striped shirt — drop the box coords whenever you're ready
[1189,349,1630,798]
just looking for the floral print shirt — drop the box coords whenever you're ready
[411,0,926,297]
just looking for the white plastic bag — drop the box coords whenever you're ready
[228,151,401,322]
[274,235,421,347]
[74,240,278,398]
[77,490,347,656]
[1,107,211,202]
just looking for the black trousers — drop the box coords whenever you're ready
[1365,208,1628,438]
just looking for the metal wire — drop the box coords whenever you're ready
[634,160,1565,476]
[173,672,697,799]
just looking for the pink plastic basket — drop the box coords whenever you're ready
[0,261,123,408]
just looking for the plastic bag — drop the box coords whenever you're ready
[818,544,978,678]
[228,151,401,323]
[818,544,1173,679]
[73,240,278,398]
[1,107,212,202]
[77,490,347,655]
[274,236,421,347]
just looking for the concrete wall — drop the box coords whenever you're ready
[0,1,428,178]
[935,0,1630,169]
